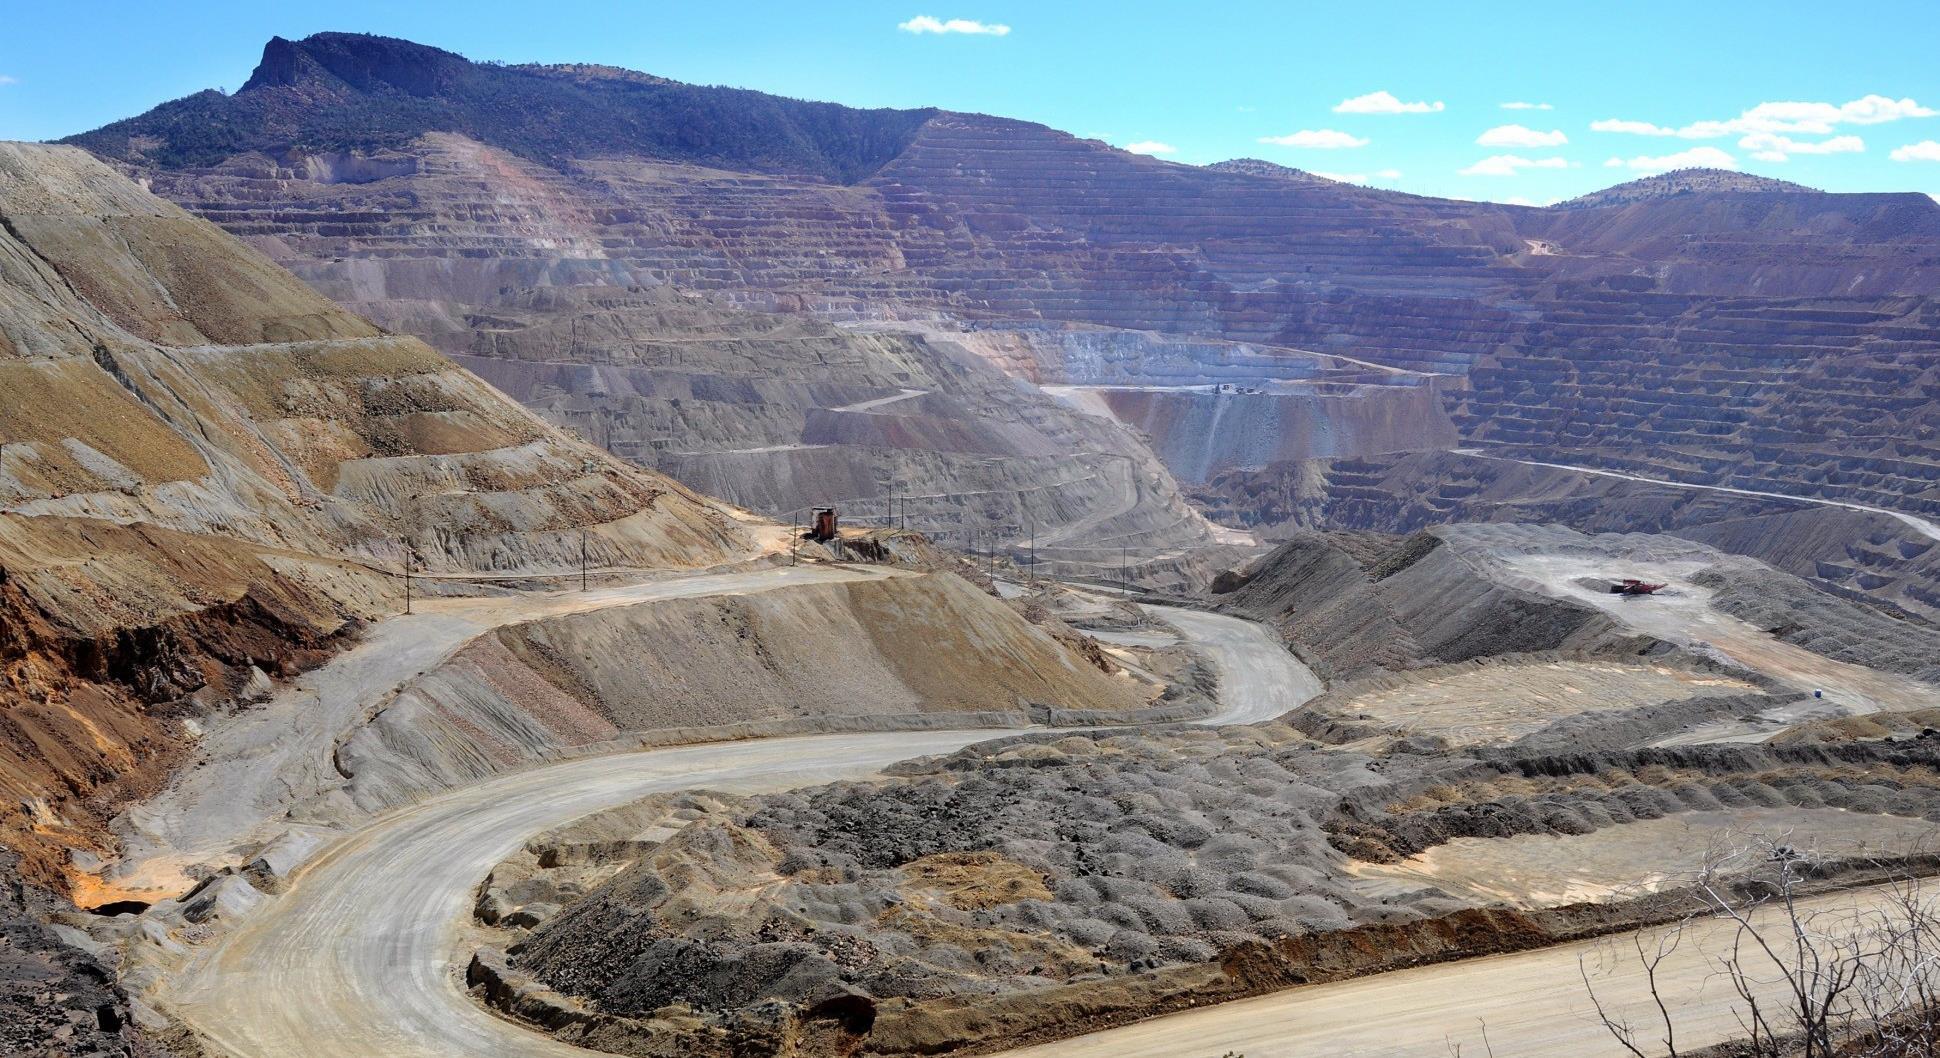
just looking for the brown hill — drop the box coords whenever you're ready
[0,142,754,888]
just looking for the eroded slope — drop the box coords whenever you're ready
[0,141,753,892]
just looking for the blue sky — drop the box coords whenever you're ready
[5,0,1940,204]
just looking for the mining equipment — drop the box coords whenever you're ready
[1611,578,1668,596]
[807,507,840,543]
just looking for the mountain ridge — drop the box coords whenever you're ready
[68,31,1925,208]
[65,31,939,182]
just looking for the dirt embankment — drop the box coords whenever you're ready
[473,726,1940,1058]
[0,517,380,895]
[1691,565,1940,683]
[1189,450,1940,624]
[336,571,1170,812]
[1212,529,1655,681]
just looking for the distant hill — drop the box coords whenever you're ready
[1204,158,1339,184]
[63,32,936,182]
[1559,167,1820,209]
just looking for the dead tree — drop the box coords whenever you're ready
[1581,837,1940,1058]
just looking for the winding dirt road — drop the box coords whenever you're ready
[154,594,1312,1057]
[143,568,1933,1058]
[1465,449,1940,545]
[113,564,910,900]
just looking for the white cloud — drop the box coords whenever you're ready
[1592,119,1677,136]
[1124,141,1177,156]
[1605,145,1739,174]
[1258,129,1370,149]
[1335,90,1444,115]
[1375,168,1403,179]
[1478,124,1568,148]
[897,15,1010,35]
[1593,95,1933,143]
[1459,154,1570,176]
[1740,132,1864,162]
[0,75,16,86]
[1501,101,1553,111]
[1893,141,1940,162]
[1312,171,1368,184]
[1758,95,1932,128]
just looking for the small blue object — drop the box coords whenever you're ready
[1814,690,1824,699]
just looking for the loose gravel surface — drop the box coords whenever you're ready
[146,602,1314,1058]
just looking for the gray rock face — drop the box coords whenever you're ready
[0,853,151,1057]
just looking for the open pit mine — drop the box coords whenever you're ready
[5,27,1940,1058]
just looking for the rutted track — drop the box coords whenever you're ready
[154,596,1312,1057]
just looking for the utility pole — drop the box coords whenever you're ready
[1122,545,1130,589]
[402,540,413,615]
[580,527,588,592]
[1029,521,1035,585]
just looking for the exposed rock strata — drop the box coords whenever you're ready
[0,142,751,890]
[80,36,1940,531]
[1191,451,1940,620]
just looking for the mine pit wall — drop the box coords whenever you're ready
[903,320,1429,390]
[127,118,1940,521]
[447,342,1227,567]
[0,516,386,894]
[335,572,1160,812]
[1190,450,1940,623]
[1214,529,1655,684]
[1087,384,1459,484]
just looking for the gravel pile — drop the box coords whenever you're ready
[513,728,1940,1034]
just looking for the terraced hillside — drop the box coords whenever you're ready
[75,37,1940,535]
[0,141,754,892]
[1190,450,1940,620]
[59,34,1471,553]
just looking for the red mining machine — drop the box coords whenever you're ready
[1610,578,1668,596]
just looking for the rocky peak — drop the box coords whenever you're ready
[68,32,939,181]
[240,32,471,97]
